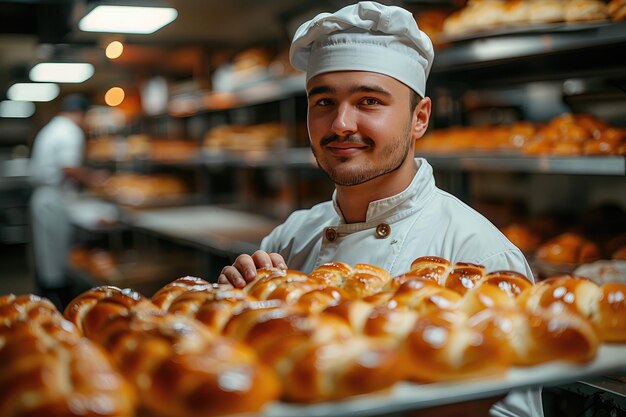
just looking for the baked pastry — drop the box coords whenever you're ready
[64,286,159,339]
[476,270,534,298]
[518,275,626,342]
[279,336,402,403]
[151,276,212,310]
[0,294,135,417]
[245,269,324,303]
[564,0,609,22]
[609,0,626,20]
[0,293,60,326]
[389,279,461,313]
[166,286,256,333]
[613,245,626,260]
[307,262,392,298]
[442,262,487,294]
[528,0,566,23]
[95,310,281,417]
[400,309,509,382]
[536,232,601,264]
[0,323,135,417]
[469,305,599,365]
[295,286,349,314]
[500,223,542,254]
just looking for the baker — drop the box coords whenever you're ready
[219,2,541,416]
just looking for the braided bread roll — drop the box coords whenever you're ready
[166,287,255,333]
[279,336,403,403]
[400,256,452,287]
[0,296,135,417]
[96,311,281,417]
[400,309,509,383]
[295,286,349,314]
[245,269,325,303]
[0,294,60,327]
[65,287,280,417]
[64,286,159,338]
[402,257,487,294]
[469,306,599,365]
[518,275,626,342]
[151,276,212,310]
[221,300,402,402]
[308,262,392,298]
[476,270,533,298]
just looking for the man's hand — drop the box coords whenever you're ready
[218,250,287,288]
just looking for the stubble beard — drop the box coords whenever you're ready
[311,123,414,187]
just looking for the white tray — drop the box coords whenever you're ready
[261,344,626,416]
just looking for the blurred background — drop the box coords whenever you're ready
[0,0,625,302]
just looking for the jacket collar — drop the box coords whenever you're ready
[331,157,436,225]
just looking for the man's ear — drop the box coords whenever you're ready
[412,97,431,140]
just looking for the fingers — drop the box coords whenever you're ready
[268,253,287,270]
[219,252,288,289]
[218,265,247,288]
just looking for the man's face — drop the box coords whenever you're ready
[307,71,423,187]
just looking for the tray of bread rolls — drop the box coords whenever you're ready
[2,256,625,417]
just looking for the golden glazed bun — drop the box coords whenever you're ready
[96,311,280,417]
[536,232,601,264]
[0,294,135,417]
[151,276,212,310]
[64,286,159,338]
[609,0,626,20]
[500,223,542,254]
[469,306,599,365]
[528,0,566,23]
[400,309,509,382]
[518,276,626,342]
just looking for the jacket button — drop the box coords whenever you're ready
[375,223,391,238]
[325,227,337,242]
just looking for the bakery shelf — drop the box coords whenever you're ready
[201,147,315,168]
[430,21,626,85]
[118,205,280,257]
[420,153,626,176]
[169,74,306,116]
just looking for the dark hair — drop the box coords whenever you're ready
[61,94,90,112]
[409,89,421,112]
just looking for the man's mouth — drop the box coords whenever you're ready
[325,142,368,156]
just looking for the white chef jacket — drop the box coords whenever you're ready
[261,157,542,417]
[29,115,85,287]
[261,158,533,278]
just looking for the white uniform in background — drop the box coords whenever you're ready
[261,157,542,417]
[29,115,85,289]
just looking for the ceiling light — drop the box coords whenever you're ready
[29,63,95,83]
[79,5,178,34]
[7,83,60,102]
[105,41,124,59]
[105,87,125,106]
[0,100,36,118]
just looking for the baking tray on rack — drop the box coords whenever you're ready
[438,20,612,44]
[257,344,626,417]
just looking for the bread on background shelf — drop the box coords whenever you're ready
[441,0,610,40]
[417,113,626,155]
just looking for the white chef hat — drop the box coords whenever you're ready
[289,1,434,97]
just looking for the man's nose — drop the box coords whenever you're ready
[331,103,357,136]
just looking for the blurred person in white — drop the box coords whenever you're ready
[29,94,101,309]
[219,2,541,416]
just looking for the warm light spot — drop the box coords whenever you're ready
[105,41,124,59]
[105,87,125,106]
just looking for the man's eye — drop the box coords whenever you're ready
[362,98,380,105]
[315,98,332,106]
